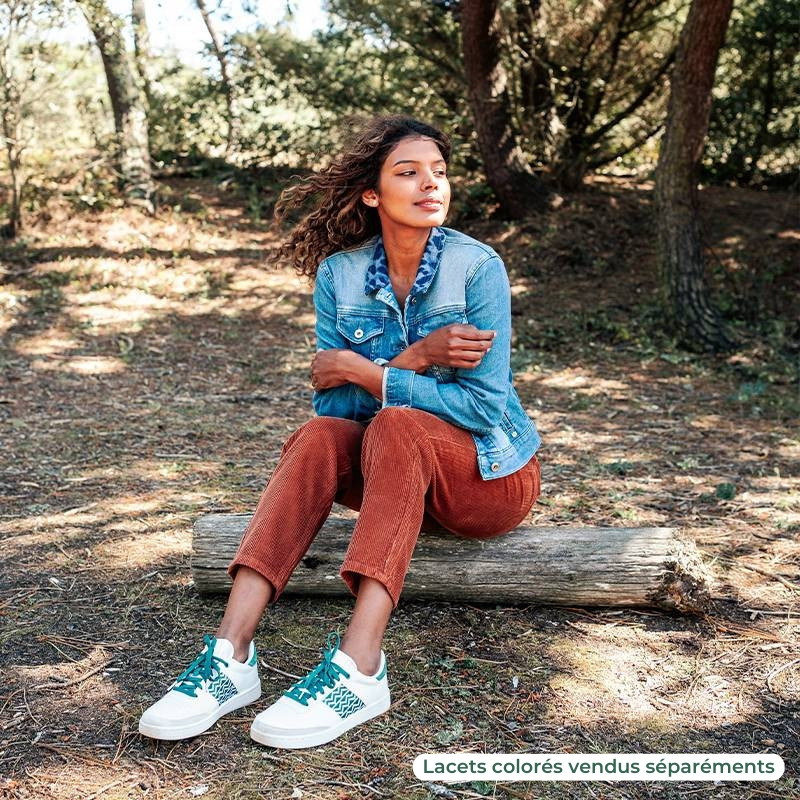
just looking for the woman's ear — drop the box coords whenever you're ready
[361,189,379,208]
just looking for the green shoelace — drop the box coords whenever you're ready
[173,634,230,697]
[284,632,351,707]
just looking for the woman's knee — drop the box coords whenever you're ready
[362,407,430,461]
[364,406,422,440]
[363,406,420,449]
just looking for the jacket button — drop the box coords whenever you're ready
[511,431,518,438]
[410,297,416,304]
[490,462,500,472]
[354,328,364,339]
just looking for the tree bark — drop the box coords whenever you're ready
[0,0,27,237]
[79,0,154,212]
[654,0,735,352]
[0,83,22,238]
[194,0,237,154]
[459,0,549,217]
[191,512,711,612]
[130,0,154,114]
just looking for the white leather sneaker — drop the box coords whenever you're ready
[139,635,261,740]
[250,632,390,749]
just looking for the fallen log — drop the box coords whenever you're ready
[191,512,711,612]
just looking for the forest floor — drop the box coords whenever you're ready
[0,175,798,800]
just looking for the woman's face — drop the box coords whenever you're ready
[362,135,451,230]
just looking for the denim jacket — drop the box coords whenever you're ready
[312,226,541,480]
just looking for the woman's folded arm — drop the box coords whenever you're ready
[311,265,363,419]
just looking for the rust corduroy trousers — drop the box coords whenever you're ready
[228,407,541,608]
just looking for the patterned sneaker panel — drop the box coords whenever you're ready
[323,683,366,717]
[207,671,239,704]
[256,693,345,729]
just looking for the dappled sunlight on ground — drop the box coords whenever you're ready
[67,286,170,327]
[0,489,198,577]
[3,496,164,535]
[90,527,191,570]
[30,355,128,374]
[538,369,631,396]
[14,331,82,356]
[8,646,117,693]
[544,624,768,728]
[0,765,141,800]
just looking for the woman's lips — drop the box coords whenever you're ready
[415,201,443,210]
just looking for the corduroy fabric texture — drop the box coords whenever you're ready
[227,407,541,609]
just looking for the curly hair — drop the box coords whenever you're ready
[274,115,451,280]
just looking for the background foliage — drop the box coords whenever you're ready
[2,0,796,229]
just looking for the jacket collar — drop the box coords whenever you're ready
[364,226,446,297]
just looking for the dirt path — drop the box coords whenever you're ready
[1,179,797,799]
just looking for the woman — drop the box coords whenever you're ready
[138,115,542,749]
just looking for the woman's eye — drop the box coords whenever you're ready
[397,170,447,177]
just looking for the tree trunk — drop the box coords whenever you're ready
[459,0,549,217]
[191,512,711,612]
[195,0,236,154]
[0,3,25,237]
[130,0,154,114]
[654,0,735,352]
[0,97,22,238]
[554,141,590,192]
[79,0,154,212]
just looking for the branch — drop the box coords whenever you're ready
[586,47,676,145]
[587,119,664,168]
[587,0,635,120]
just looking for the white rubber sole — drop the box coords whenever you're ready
[249,693,391,749]
[138,682,262,741]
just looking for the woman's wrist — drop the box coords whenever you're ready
[339,351,384,399]
[339,344,428,386]
[390,341,429,373]
[340,349,366,383]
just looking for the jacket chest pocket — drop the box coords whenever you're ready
[336,314,385,359]
[416,307,468,384]
[416,307,468,336]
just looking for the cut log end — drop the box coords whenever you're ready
[648,537,712,613]
[650,560,710,613]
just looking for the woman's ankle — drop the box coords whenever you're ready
[214,629,251,663]
[214,567,273,663]
[338,639,381,676]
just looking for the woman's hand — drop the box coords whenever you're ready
[416,324,495,370]
[310,348,359,390]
